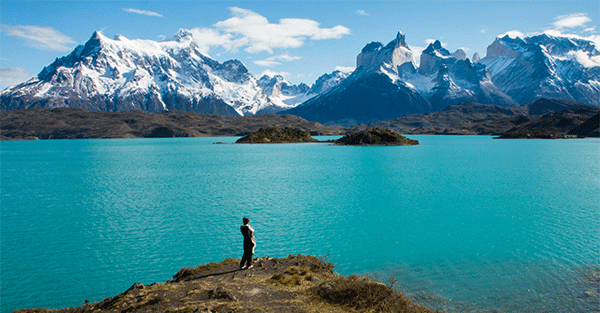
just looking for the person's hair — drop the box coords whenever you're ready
[243,217,249,225]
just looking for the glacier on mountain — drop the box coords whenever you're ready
[479,33,600,105]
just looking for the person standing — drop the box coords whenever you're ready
[240,217,255,269]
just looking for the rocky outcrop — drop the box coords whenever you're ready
[335,128,418,146]
[14,255,435,313]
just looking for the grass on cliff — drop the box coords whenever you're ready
[270,255,434,313]
[314,275,433,313]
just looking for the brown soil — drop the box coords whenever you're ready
[14,255,436,313]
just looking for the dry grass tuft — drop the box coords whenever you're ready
[315,275,435,313]
[269,266,317,287]
[295,254,335,274]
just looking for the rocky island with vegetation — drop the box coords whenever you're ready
[235,127,419,146]
[235,127,320,143]
[335,128,419,146]
[15,254,435,313]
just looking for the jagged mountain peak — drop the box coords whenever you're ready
[452,49,468,61]
[360,32,408,54]
[172,29,194,41]
[257,70,348,112]
[423,40,449,55]
[356,31,415,72]
[308,70,350,94]
[258,74,290,85]
[384,31,409,50]
[361,42,384,54]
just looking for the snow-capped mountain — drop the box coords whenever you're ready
[3,29,597,125]
[479,34,600,105]
[1,31,273,116]
[306,70,350,95]
[256,75,309,113]
[256,70,349,113]
[284,33,432,125]
[408,40,517,111]
[284,32,515,125]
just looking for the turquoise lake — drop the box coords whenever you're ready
[1,136,599,312]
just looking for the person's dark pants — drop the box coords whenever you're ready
[240,248,253,268]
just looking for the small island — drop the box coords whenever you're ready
[336,128,419,146]
[235,127,320,143]
[15,255,434,313]
[236,127,419,146]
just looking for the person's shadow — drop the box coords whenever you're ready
[191,268,243,280]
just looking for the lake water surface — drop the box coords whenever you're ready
[1,136,599,312]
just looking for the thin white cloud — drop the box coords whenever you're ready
[0,67,33,87]
[567,50,600,68]
[493,13,599,54]
[543,29,600,46]
[480,29,486,34]
[0,25,75,51]
[335,66,355,73]
[499,30,525,39]
[356,10,370,16]
[260,69,291,78]
[553,13,591,29]
[210,7,351,54]
[255,60,280,67]
[123,8,163,17]
[184,28,238,55]
[254,53,301,67]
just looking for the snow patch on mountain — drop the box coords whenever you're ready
[256,70,349,111]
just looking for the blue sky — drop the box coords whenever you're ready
[1,1,598,90]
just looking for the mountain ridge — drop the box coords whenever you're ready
[2,30,598,125]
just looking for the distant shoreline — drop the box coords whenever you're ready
[1,99,598,141]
